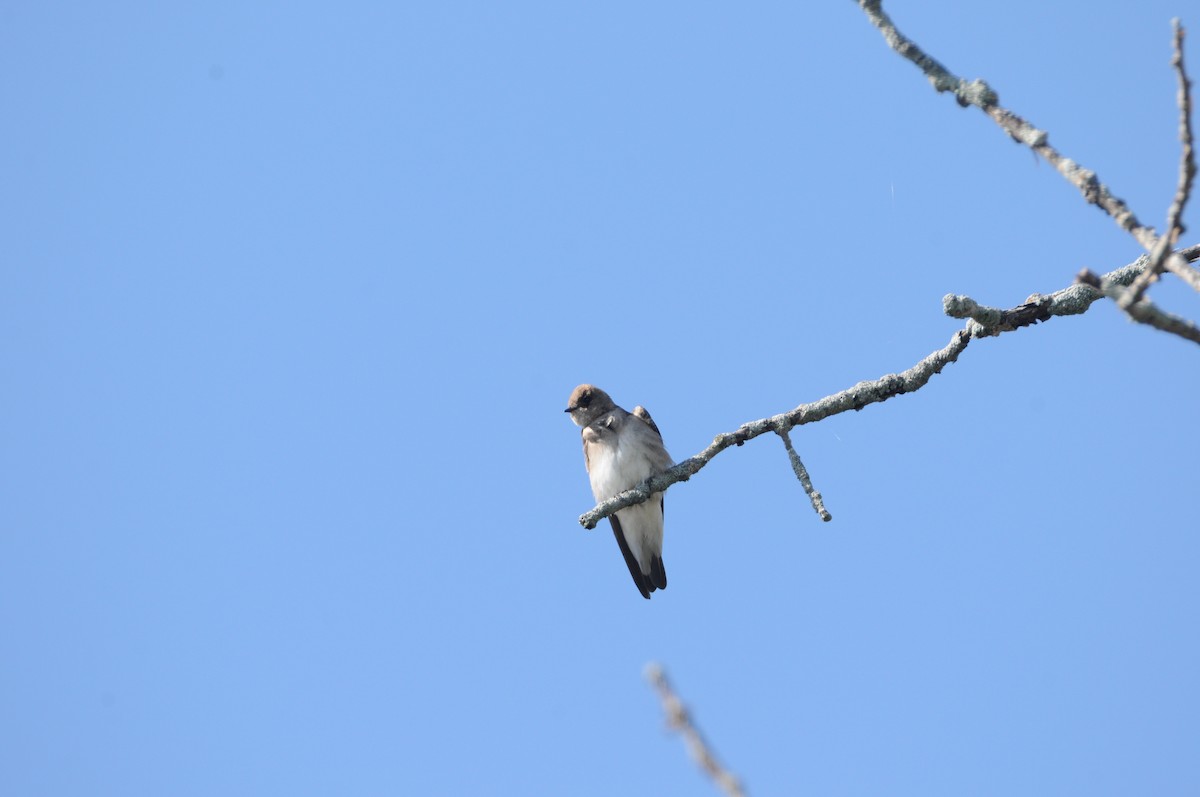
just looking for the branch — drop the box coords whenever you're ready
[580,328,969,529]
[578,247,1200,530]
[1114,296,1200,344]
[1120,20,1198,307]
[854,0,1159,249]
[778,429,832,522]
[949,245,1200,336]
[645,664,747,797]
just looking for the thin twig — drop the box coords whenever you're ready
[1164,19,1196,282]
[1119,297,1200,344]
[644,664,747,797]
[1120,20,1197,307]
[777,429,832,522]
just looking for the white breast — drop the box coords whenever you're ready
[586,414,653,502]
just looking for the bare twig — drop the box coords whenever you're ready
[1165,21,1197,281]
[1118,297,1200,344]
[644,664,747,797]
[1120,20,1198,307]
[578,247,1200,530]
[778,429,832,522]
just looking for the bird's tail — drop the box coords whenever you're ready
[649,555,667,591]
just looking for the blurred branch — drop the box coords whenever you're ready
[1106,283,1200,344]
[575,5,1200,530]
[645,664,746,797]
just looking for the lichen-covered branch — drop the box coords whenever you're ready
[948,245,1200,337]
[645,664,747,797]
[578,247,1200,530]
[778,429,832,522]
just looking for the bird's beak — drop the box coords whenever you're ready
[563,406,575,413]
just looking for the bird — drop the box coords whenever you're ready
[565,384,673,599]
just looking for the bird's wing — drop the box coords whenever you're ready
[629,409,672,474]
[631,405,661,438]
[608,514,653,599]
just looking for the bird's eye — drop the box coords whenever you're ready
[578,394,591,407]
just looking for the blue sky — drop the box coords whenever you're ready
[3,1,1198,794]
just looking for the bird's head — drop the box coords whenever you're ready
[564,384,615,427]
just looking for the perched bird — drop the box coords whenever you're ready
[565,384,673,599]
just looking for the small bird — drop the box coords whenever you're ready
[565,384,673,599]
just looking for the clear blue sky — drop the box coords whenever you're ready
[3,2,1198,794]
